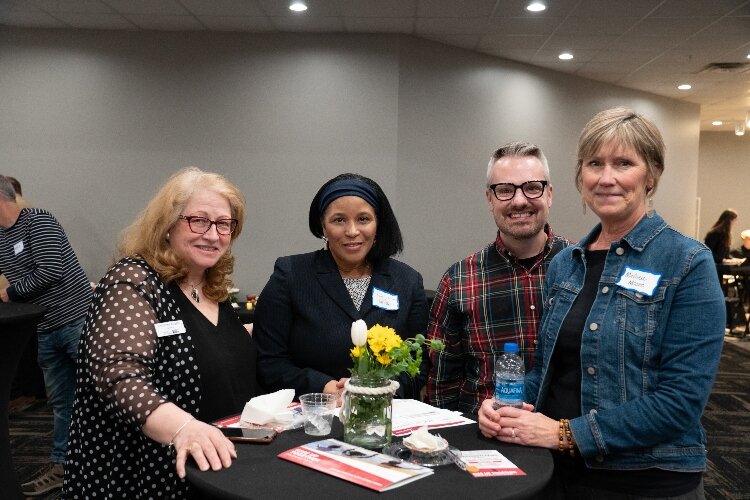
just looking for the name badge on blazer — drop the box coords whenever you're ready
[154,320,186,337]
[616,267,661,296]
[372,287,399,311]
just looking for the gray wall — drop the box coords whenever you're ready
[698,132,750,247]
[1,28,701,295]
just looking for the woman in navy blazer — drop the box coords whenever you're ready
[254,173,428,401]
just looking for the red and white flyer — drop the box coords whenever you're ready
[278,438,433,492]
[457,450,526,477]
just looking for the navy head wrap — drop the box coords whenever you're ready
[318,179,379,214]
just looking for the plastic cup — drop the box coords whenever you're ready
[299,393,336,436]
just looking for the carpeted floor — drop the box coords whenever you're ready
[9,338,750,500]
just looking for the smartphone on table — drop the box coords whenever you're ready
[220,427,278,443]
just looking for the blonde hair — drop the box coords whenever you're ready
[118,167,245,302]
[575,107,665,195]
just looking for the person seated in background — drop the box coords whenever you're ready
[704,208,738,263]
[64,167,260,499]
[478,107,725,499]
[730,229,750,260]
[254,173,428,402]
[426,142,570,415]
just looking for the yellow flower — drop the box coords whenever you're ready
[375,352,392,365]
[351,345,365,358]
[367,324,402,358]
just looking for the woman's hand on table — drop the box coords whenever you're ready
[172,419,237,479]
[479,398,558,448]
[323,377,348,406]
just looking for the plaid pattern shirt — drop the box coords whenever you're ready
[426,227,570,415]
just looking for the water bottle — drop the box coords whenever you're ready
[492,342,524,409]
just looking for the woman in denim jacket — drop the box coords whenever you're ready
[478,107,725,499]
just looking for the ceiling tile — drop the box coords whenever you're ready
[476,47,538,62]
[0,10,68,27]
[417,0,496,18]
[477,34,546,50]
[124,14,205,30]
[29,0,114,13]
[571,0,664,17]
[626,16,718,37]
[340,0,417,17]
[104,0,188,15]
[270,16,344,31]
[179,0,266,17]
[650,0,750,17]
[487,16,565,36]
[554,16,640,36]
[343,17,414,33]
[52,12,135,29]
[416,17,490,35]
[544,34,620,51]
[417,34,480,50]
[198,15,274,31]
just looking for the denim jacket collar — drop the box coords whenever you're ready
[573,212,669,256]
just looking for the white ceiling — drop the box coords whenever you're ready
[2,0,749,132]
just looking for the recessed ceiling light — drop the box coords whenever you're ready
[747,54,750,59]
[527,2,547,12]
[558,53,574,60]
[712,121,723,126]
[677,84,692,90]
[289,2,307,12]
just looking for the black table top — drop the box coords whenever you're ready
[0,302,46,325]
[187,419,553,500]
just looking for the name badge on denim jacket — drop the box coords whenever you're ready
[616,267,661,296]
[372,287,399,310]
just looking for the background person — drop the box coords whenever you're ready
[730,229,750,260]
[64,167,259,498]
[0,175,92,497]
[426,142,569,415]
[704,209,738,263]
[478,107,725,499]
[254,173,428,402]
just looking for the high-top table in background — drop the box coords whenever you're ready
[187,418,553,500]
[0,302,46,500]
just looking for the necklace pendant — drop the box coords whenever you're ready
[191,286,200,303]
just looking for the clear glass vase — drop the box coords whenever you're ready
[341,375,394,449]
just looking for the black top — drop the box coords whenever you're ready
[704,230,729,263]
[171,283,260,422]
[541,250,700,497]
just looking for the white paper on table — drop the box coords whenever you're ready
[458,450,526,477]
[391,399,474,436]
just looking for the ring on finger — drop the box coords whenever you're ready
[511,428,516,439]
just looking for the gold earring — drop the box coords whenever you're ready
[647,197,654,218]
[322,236,328,250]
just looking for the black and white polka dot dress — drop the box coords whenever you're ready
[63,257,209,498]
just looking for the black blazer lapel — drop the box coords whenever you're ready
[314,250,359,321]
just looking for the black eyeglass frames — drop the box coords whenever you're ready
[178,215,238,235]
[488,180,548,201]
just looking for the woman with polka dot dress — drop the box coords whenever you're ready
[63,167,259,498]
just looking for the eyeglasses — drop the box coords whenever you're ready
[178,215,238,235]
[488,180,548,201]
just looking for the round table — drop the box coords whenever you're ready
[0,302,46,500]
[187,419,553,499]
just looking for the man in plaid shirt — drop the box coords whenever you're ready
[426,142,570,415]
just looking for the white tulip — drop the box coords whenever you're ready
[351,319,368,346]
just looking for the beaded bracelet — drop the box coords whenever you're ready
[558,419,566,454]
[168,416,194,448]
[561,419,575,457]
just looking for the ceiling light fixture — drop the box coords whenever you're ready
[289,1,307,12]
[558,52,574,60]
[736,122,746,136]
[712,121,723,126]
[677,84,691,90]
[526,2,547,12]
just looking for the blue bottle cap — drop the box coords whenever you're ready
[504,342,519,353]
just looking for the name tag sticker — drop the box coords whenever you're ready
[13,240,24,255]
[616,267,661,296]
[154,320,186,337]
[372,287,399,311]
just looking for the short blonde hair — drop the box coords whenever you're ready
[576,107,665,195]
[118,167,245,302]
